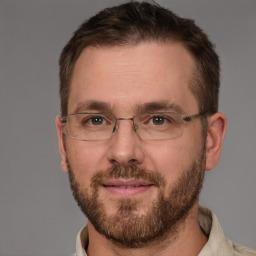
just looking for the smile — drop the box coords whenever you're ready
[102,179,154,197]
[109,185,145,188]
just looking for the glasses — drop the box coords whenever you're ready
[61,112,204,141]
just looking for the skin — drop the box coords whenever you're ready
[56,42,226,256]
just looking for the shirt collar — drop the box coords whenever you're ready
[198,206,234,255]
[75,225,88,256]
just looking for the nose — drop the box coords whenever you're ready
[107,120,145,166]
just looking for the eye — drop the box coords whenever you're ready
[138,114,172,126]
[90,116,104,125]
[151,116,167,125]
[80,115,109,126]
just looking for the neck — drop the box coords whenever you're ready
[87,204,208,256]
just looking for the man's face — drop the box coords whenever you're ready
[58,42,206,247]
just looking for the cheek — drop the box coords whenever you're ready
[65,140,108,181]
[145,139,201,183]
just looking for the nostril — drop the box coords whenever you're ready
[109,158,137,166]
[129,159,138,164]
[109,159,118,165]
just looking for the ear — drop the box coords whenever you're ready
[205,112,227,171]
[56,115,69,173]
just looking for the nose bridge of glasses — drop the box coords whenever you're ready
[113,117,138,133]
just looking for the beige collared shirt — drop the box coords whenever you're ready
[73,206,256,256]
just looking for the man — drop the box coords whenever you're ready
[56,2,256,256]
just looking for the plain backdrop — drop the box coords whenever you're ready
[1,1,256,256]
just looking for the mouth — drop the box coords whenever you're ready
[102,179,154,197]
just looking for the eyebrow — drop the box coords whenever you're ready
[72,101,112,114]
[135,101,184,114]
[72,100,184,115]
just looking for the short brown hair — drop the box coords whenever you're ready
[59,1,220,118]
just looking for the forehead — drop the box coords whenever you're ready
[68,42,198,115]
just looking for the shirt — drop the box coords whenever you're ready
[73,206,256,256]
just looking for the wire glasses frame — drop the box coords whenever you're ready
[61,112,204,141]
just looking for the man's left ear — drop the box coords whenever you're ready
[205,112,227,170]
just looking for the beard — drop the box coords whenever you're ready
[67,146,206,248]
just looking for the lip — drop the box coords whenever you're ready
[102,179,154,197]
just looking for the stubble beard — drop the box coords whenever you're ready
[67,146,206,248]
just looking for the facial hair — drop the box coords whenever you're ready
[67,146,206,248]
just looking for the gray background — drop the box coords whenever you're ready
[1,0,255,255]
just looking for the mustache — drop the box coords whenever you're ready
[91,164,166,189]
